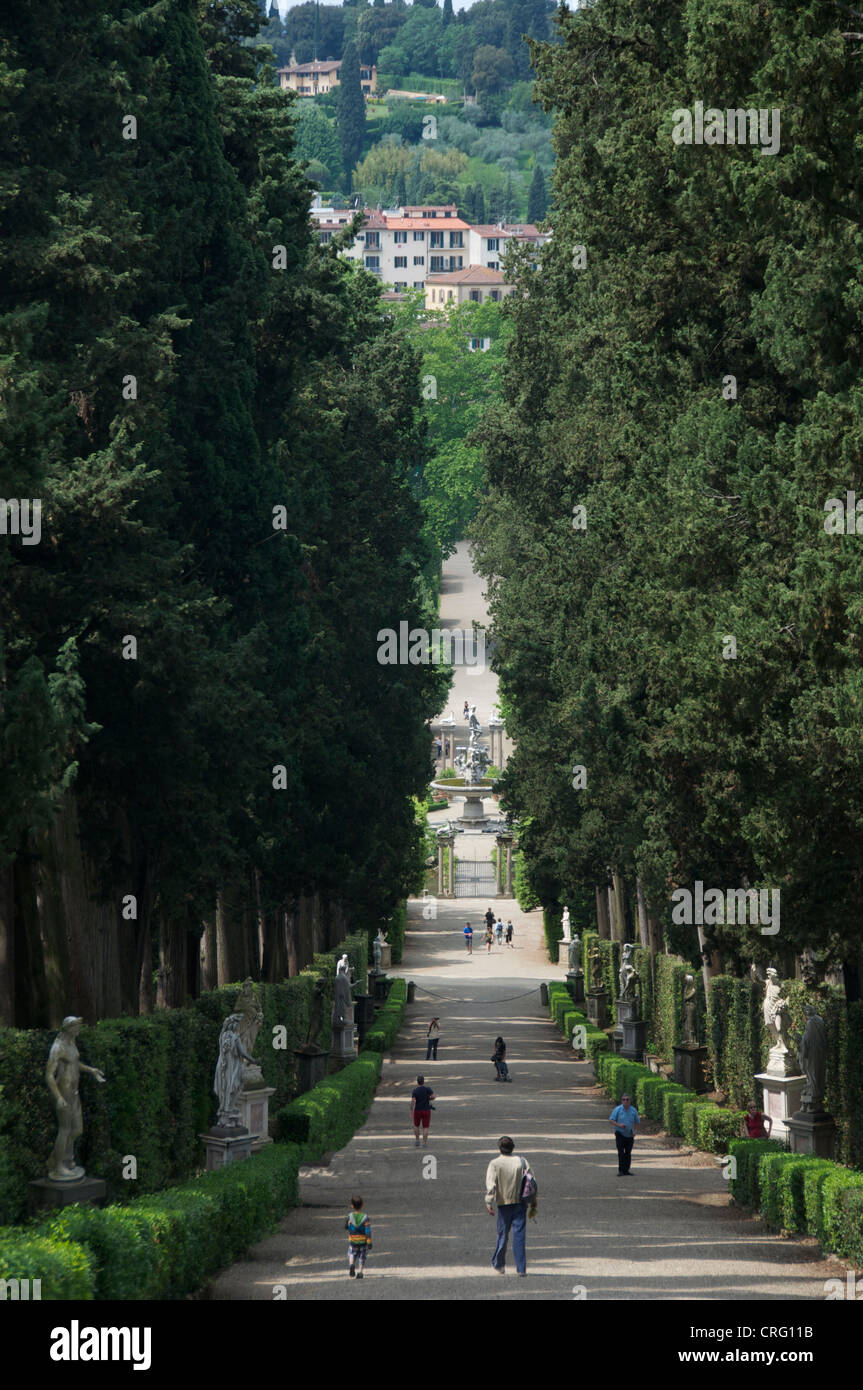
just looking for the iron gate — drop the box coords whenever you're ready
[454,858,496,897]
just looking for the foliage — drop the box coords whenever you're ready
[276,1052,383,1158]
[0,1229,94,1301]
[364,978,407,1051]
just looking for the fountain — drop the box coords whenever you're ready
[430,706,495,825]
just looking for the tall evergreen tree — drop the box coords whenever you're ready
[336,39,366,187]
[526,163,546,222]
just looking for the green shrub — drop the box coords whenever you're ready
[663,1087,698,1136]
[363,978,406,1052]
[276,1052,383,1159]
[681,1100,717,1146]
[821,1168,863,1265]
[727,1138,785,1209]
[384,903,407,964]
[0,1229,94,1300]
[695,1107,748,1155]
[544,907,562,962]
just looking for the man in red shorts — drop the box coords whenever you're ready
[411,1074,435,1148]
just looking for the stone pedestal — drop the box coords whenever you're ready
[200,1127,255,1171]
[354,994,375,1044]
[786,1111,836,1159]
[332,1004,357,1063]
[755,1072,806,1142]
[557,938,571,965]
[380,942,392,971]
[587,988,608,1030]
[373,975,391,1003]
[237,1085,276,1153]
[567,972,585,1006]
[294,1047,330,1094]
[673,1044,709,1094]
[621,1019,648,1062]
[29,1176,107,1215]
[612,998,635,1053]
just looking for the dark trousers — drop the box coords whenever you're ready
[426,1038,439,1059]
[615,1131,634,1173]
[492,1203,526,1274]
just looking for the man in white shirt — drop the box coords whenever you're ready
[484,1136,537,1276]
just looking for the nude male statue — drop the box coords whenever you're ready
[45,1016,106,1181]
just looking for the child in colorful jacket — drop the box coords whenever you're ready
[346,1195,372,1279]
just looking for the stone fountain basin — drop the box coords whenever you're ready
[431,779,495,794]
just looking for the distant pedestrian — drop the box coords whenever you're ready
[464,922,473,954]
[426,1018,441,1060]
[484,907,495,932]
[609,1093,640,1175]
[435,736,442,759]
[463,700,470,720]
[495,918,504,945]
[485,925,494,953]
[345,1196,372,1279]
[742,1100,772,1139]
[505,921,514,948]
[411,1074,435,1147]
[492,1035,510,1081]
[485,1136,537,1277]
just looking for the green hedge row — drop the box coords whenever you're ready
[363,978,407,1053]
[0,1140,303,1301]
[0,931,369,1224]
[543,907,563,962]
[547,982,609,1059]
[383,903,406,965]
[729,1139,863,1265]
[276,1052,383,1160]
[594,1052,745,1154]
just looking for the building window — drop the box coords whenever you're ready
[366,232,380,249]
[487,238,500,251]
[413,256,424,266]
[469,290,481,302]
[489,290,501,302]
[394,230,407,244]
[449,232,463,248]
[413,230,425,241]
[487,261,499,271]
[365,256,380,271]
[394,281,407,289]
[394,256,407,268]
[430,232,444,248]
[414,280,424,288]
[319,231,331,244]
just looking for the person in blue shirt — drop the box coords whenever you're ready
[609,1093,640,1175]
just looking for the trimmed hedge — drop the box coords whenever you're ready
[0,931,369,1225]
[276,1052,383,1159]
[384,902,407,965]
[547,982,608,1058]
[729,1139,863,1264]
[363,978,407,1053]
[0,1228,94,1300]
[544,907,563,962]
[0,1140,302,1301]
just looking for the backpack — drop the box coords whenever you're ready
[519,1156,537,1203]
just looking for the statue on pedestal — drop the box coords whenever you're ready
[682,974,698,1045]
[619,944,637,1000]
[304,977,327,1051]
[373,936,383,974]
[333,955,353,1026]
[45,1017,106,1182]
[234,977,264,1084]
[793,1006,828,1113]
[214,1013,259,1129]
[568,932,581,972]
[589,942,603,991]
[763,967,798,1069]
[561,906,571,942]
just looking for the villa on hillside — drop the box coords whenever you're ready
[424,265,513,311]
[277,57,377,97]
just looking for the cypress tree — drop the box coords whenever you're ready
[527,163,547,222]
[336,39,366,187]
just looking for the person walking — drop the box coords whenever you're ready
[495,918,504,946]
[485,924,494,954]
[345,1195,372,1279]
[411,1074,435,1147]
[609,1093,640,1175]
[485,1136,537,1277]
[426,1018,441,1060]
[463,922,473,954]
[492,1035,510,1082]
[505,921,514,948]
[463,700,470,720]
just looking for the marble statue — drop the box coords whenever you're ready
[619,943,637,1000]
[589,943,603,991]
[214,1013,259,1128]
[568,932,581,972]
[305,977,326,1050]
[468,705,480,736]
[234,977,264,1083]
[373,936,383,974]
[682,974,698,1045]
[794,1006,828,1113]
[763,967,796,1056]
[561,906,571,942]
[333,955,353,1025]
[45,1017,106,1182]
[455,719,491,786]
